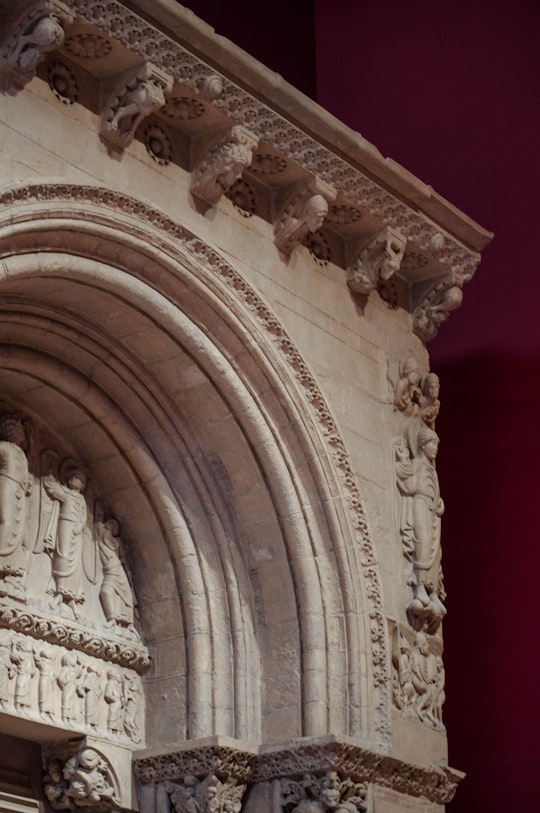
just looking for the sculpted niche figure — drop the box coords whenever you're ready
[96,517,135,629]
[43,464,88,617]
[0,411,32,600]
[395,427,446,633]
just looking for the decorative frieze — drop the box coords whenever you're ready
[101,62,173,150]
[0,0,74,93]
[190,126,259,207]
[347,227,406,297]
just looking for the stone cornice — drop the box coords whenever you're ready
[133,736,464,806]
[0,0,493,341]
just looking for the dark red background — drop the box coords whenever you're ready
[184,2,540,809]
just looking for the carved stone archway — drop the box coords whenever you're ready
[0,183,389,767]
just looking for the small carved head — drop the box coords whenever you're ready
[65,466,87,492]
[422,373,440,400]
[399,358,419,385]
[0,412,28,448]
[303,194,328,232]
[417,427,439,462]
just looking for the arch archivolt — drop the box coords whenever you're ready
[0,182,389,747]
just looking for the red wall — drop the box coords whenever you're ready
[314,1,540,810]
[184,2,539,808]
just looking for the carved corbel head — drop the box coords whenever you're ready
[0,0,74,93]
[274,179,336,257]
[347,226,406,296]
[100,62,174,151]
[412,276,463,342]
[190,125,259,207]
[43,742,121,813]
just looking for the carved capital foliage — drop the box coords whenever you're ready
[274,180,336,256]
[101,62,173,150]
[391,623,445,730]
[191,126,259,206]
[166,776,246,813]
[412,277,464,342]
[281,771,368,813]
[134,739,463,806]
[0,0,74,93]
[43,743,120,813]
[347,227,406,296]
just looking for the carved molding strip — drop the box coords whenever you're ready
[0,600,150,673]
[0,182,390,745]
[134,739,463,806]
[68,0,481,284]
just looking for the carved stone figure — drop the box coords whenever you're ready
[347,226,406,296]
[63,748,116,808]
[0,1,74,92]
[413,279,464,342]
[43,465,88,617]
[395,428,446,633]
[0,631,11,708]
[393,359,421,417]
[44,759,70,810]
[274,190,331,256]
[104,669,124,735]
[57,651,82,724]
[101,63,173,149]
[80,663,102,730]
[418,372,440,429]
[391,629,416,713]
[10,636,36,712]
[281,772,368,813]
[35,646,57,721]
[122,671,141,741]
[167,775,246,813]
[392,627,445,728]
[96,517,135,629]
[0,411,32,600]
[191,126,258,206]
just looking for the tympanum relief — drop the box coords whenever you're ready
[0,407,146,744]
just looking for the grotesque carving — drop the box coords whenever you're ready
[395,428,446,633]
[43,463,88,618]
[0,411,32,601]
[0,0,74,93]
[392,626,445,729]
[274,186,334,257]
[413,278,464,342]
[166,775,246,813]
[190,126,259,207]
[281,771,368,813]
[347,226,406,296]
[101,63,173,150]
[44,747,118,811]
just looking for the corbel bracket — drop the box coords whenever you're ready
[190,125,259,207]
[274,178,336,257]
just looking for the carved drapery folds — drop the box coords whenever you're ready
[281,771,368,813]
[395,427,446,634]
[0,406,146,742]
[347,227,406,297]
[190,126,259,207]
[0,0,74,93]
[274,181,336,256]
[44,744,119,812]
[101,63,173,150]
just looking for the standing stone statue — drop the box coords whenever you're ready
[35,646,56,721]
[96,517,135,629]
[104,669,124,735]
[43,464,88,617]
[57,651,82,724]
[0,412,32,600]
[395,427,446,632]
[10,636,36,712]
[80,662,102,730]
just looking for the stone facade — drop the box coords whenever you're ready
[0,2,492,811]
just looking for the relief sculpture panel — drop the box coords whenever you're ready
[0,405,147,744]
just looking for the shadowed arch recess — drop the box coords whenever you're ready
[0,183,388,748]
